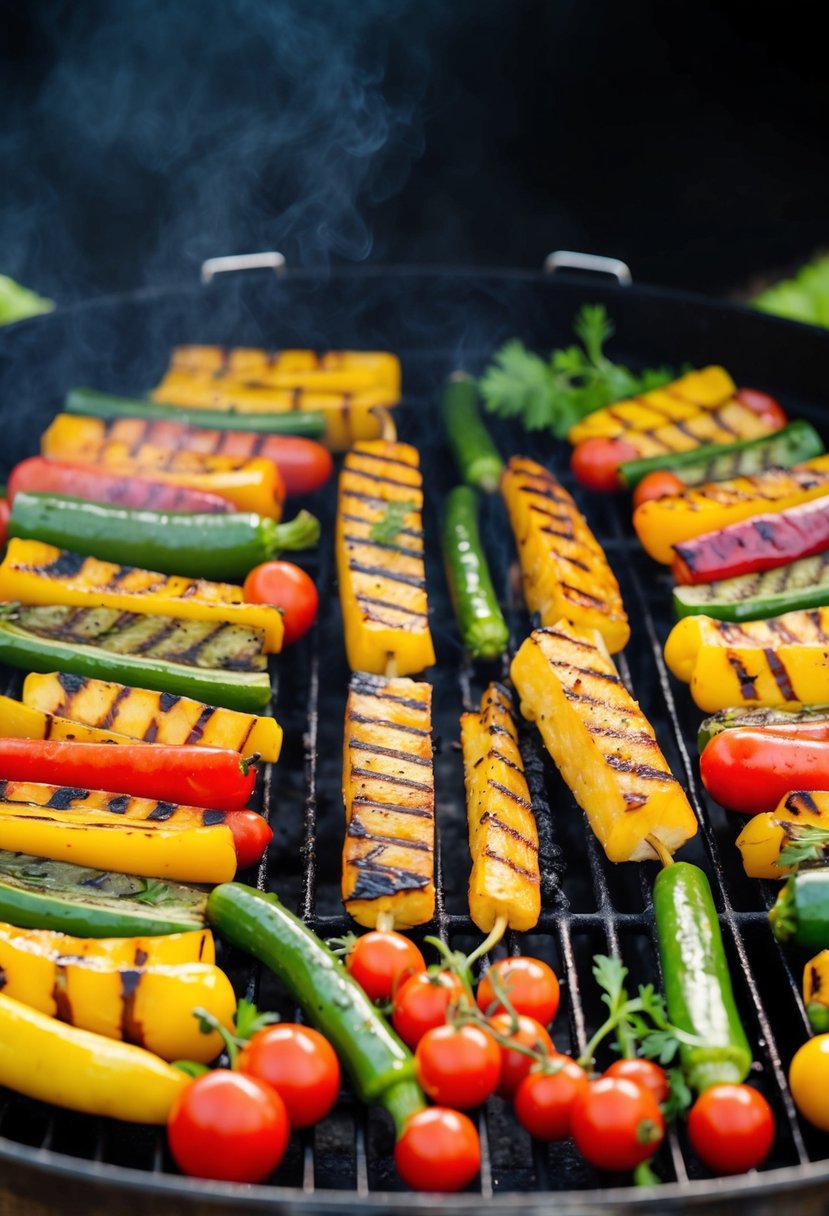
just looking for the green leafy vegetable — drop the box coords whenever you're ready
[369,499,417,544]
[478,304,674,439]
[776,822,829,868]
[754,256,829,327]
[0,275,54,326]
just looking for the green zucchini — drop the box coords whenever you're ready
[619,420,825,489]
[770,868,829,952]
[65,387,327,438]
[441,373,504,493]
[0,851,208,936]
[674,552,829,621]
[697,705,829,751]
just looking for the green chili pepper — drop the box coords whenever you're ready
[441,485,509,660]
[8,492,320,582]
[207,883,426,1134]
[65,387,326,438]
[653,861,752,1092]
[441,373,504,493]
[770,868,829,952]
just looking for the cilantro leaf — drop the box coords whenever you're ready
[370,499,417,545]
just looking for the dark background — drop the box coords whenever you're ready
[2,0,828,306]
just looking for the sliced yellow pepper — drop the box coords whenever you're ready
[735,793,829,879]
[165,346,401,397]
[0,693,128,744]
[568,366,737,444]
[0,921,215,965]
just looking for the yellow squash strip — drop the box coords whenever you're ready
[460,682,540,933]
[0,990,187,1122]
[633,456,829,565]
[511,621,697,863]
[0,922,215,966]
[0,538,283,653]
[342,672,434,929]
[163,346,401,396]
[664,610,829,711]
[336,440,435,676]
[500,456,630,653]
[735,793,829,879]
[568,366,737,444]
[22,672,282,761]
[583,399,776,464]
[0,693,129,744]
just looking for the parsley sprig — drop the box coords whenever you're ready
[370,499,417,545]
[776,822,829,868]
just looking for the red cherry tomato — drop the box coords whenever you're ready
[734,388,788,430]
[414,1022,502,1109]
[267,437,334,497]
[570,436,639,492]
[242,561,319,647]
[394,1107,481,1192]
[476,956,560,1026]
[570,1075,665,1172]
[344,930,426,1004]
[237,1023,341,1129]
[488,1012,555,1098]
[392,969,467,1048]
[225,810,273,869]
[687,1083,775,1175]
[604,1058,670,1106]
[167,1070,290,1183]
[0,499,9,546]
[514,1055,590,1141]
[631,470,686,509]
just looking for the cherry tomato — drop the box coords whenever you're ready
[687,1083,775,1175]
[734,388,788,430]
[345,930,426,1004]
[631,470,686,509]
[225,810,273,870]
[238,1023,341,1129]
[570,436,639,492]
[392,969,467,1048]
[789,1033,829,1131]
[268,437,334,497]
[167,1070,290,1183]
[570,1075,665,1172]
[0,499,8,546]
[514,1055,590,1141]
[488,1012,555,1098]
[604,1058,670,1106]
[476,956,560,1026]
[415,1022,501,1109]
[242,561,319,647]
[394,1107,481,1192]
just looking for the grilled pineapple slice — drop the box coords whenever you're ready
[342,672,434,929]
[460,682,540,933]
[336,440,435,676]
[501,456,629,653]
[511,621,697,862]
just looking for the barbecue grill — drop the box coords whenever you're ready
[2,258,829,1214]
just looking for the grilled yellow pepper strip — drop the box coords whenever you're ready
[803,949,829,1032]
[342,672,435,929]
[0,777,241,832]
[22,671,283,762]
[584,399,776,464]
[500,455,629,653]
[568,366,737,444]
[0,990,187,1122]
[0,922,215,966]
[735,793,829,879]
[460,682,540,933]
[0,538,283,653]
[633,456,829,565]
[165,346,401,396]
[511,620,697,863]
[664,610,829,711]
[336,439,435,676]
[0,693,128,744]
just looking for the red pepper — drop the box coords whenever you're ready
[700,728,829,814]
[0,499,8,546]
[6,457,232,514]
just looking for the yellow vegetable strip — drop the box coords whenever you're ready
[568,366,737,444]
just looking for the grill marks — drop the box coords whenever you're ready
[568,366,737,443]
[342,674,435,928]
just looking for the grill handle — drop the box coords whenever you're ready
[200,251,287,284]
[543,250,633,286]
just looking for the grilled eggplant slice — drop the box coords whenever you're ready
[568,366,737,444]
[342,672,434,929]
[511,621,697,863]
[500,456,629,653]
[336,440,435,676]
[460,682,540,933]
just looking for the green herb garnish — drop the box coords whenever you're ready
[370,499,417,545]
[776,822,829,868]
[132,879,171,906]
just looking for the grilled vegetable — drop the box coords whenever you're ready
[673,553,829,621]
[0,851,209,936]
[441,486,509,660]
[673,496,829,586]
[22,671,282,761]
[653,861,752,1091]
[0,922,215,965]
[9,492,320,582]
[664,609,829,712]
[206,882,427,1135]
[803,951,829,1032]
[342,673,434,929]
[735,793,829,879]
[440,373,504,492]
[698,705,829,751]
[336,440,435,677]
[460,682,540,932]
[0,606,272,713]
[770,869,829,951]
[701,730,829,814]
[0,692,129,745]
[7,457,233,514]
[633,456,829,565]
[618,420,825,490]
[0,990,187,1123]
[500,456,630,653]
[510,621,697,862]
[567,366,738,443]
[161,346,401,395]
[0,538,284,652]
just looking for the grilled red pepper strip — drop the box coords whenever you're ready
[672,496,829,585]
[0,738,257,812]
[6,458,232,514]
[700,728,829,815]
